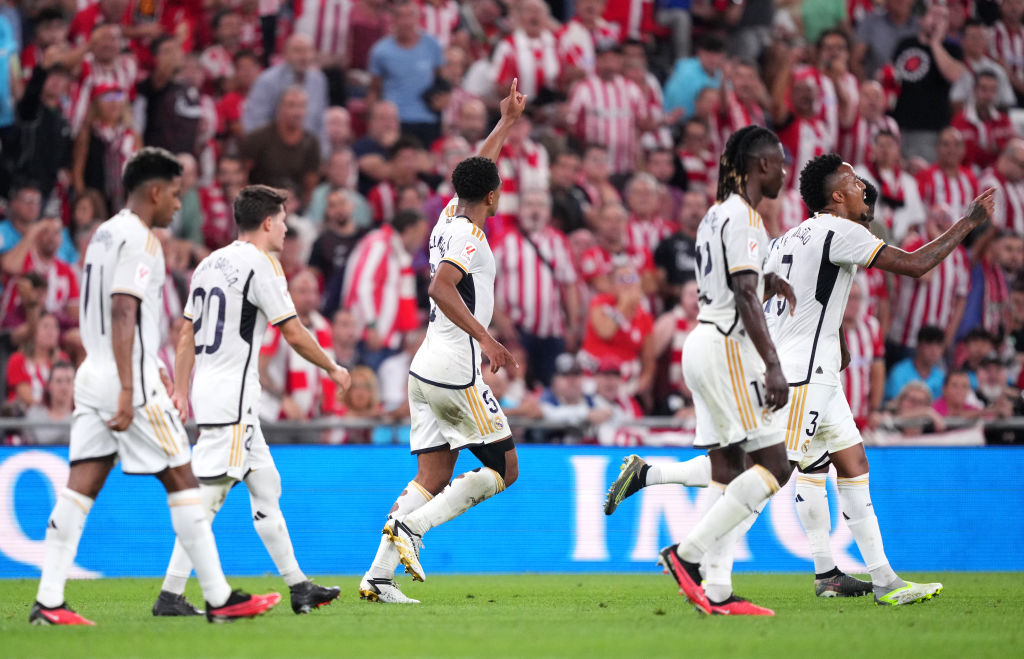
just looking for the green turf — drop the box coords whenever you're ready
[2,573,1021,658]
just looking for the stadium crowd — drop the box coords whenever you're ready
[3,0,1024,445]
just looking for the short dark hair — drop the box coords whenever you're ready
[10,178,42,198]
[917,325,946,346]
[964,327,995,344]
[234,49,260,66]
[233,185,287,232]
[149,33,176,56]
[817,28,850,51]
[695,33,725,53]
[975,70,1000,86]
[944,368,972,386]
[391,209,425,233]
[389,135,423,160]
[964,18,988,31]
[35,7,67,25]
[451,156,501,202]
[859,176,878,208]
[799,153,844,213]
[212,8,234,31]
[122,147,183,196]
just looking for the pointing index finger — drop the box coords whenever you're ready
[510,78,518,97]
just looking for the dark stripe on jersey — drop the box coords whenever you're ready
[98,266,105,336]
[136,303,148,405]
[441,258,468,276]
[866,244,886,269]
[457,273,476,314]
[409,338,477,389]
[236,271,257,425]
[792,230,840,386]
[709,218,741,336]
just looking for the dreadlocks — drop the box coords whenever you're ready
[715,126,782,203]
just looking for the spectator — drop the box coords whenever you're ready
[437,44,477,136]
[311,188,367,315]
[71,83,140,210]
[199,9,243,92]
[70,189,107,251]
[429,134,471,202]
[664,34,726,119]
[961,231,1024,340]
[23,361,75,445]
[727,0,774,63]
[885,325,947,401]
[69,23,138,136]
[557,0,620,86]
[578,263,655,397]
[18,8,68,84]
[654,190,702,308]
[853,0,918,79]
[491,0,559,100]
[804,29,859,150]
[216,50,262,152]
[951,71,1018,173]
[368,0,444,146]
[324,106,353,156]
[186,154,247,251]
[624,173,674,254]
[890,3,964,162]
[348,0,392,74]
[5,312,68,411]
[622,39,673,152]
[842,278,886,430]
[951,20,1016,112]
[567,42,651,175]
[292,0,351,107]
[991,0,1024,105]
[549,149,586,234]
[419,0,464,51]
[721,59,770,135]
[335,365,382,444]
[862,130,926,243]
[342,208,428,368]
[933,369,983,420]
[885,380,946,434]
[493,187,581,387]
[377,327,425,417]
[839,80,900,169]
[489,110,549,237]
[772,49,834,194]
[677,117,716,197]
[242,34,329,155]
[916,126,979,220]
[578,203,656,296]
[538,353,609,444]
[240,86,321,203]
[368,136,432,224]
[308,149,371,228]
[979,138,1024,236]
[330,307,363,370]
[574,143,621,220]
[649,277,698,417]
[656,0,692,61]
[976,355,1012,408]
[15,63,72,202]
[1,181,77,265]
[591,359,645,446]
[353,100,401,195]
[134,35,201,158]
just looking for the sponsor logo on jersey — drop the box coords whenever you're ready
[135,263,151,288]
[748,239,759,259]
[462,243,477,263]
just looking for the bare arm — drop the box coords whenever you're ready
[869,358,885,413]
[171,319,195,421]
[930,39,965,85]
[589,302,620,341]
[839,329,851,371]
[430,262,517,372]
[475,79,526,162]
[733,271,788,410]
[945,295,967,350]
[108,294,139,431]
[872,189,995,278]
[279,317,351,393]
[770,51,795,126]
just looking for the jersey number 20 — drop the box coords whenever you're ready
[191,286,226,354]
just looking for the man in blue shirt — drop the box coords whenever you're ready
[368,0,444,147]
[663,33,726,118]
[885,325,948,401]
[0,180,77,267]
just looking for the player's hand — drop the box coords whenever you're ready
[159,368,174,397]
[107,389,134,431]
[481,336,519,374]
[766,274,797,316]
[499,78,527,122]
[763,364,789,411]
[172,390,189,424]
[329,365,352,396]
[965,188,996,225]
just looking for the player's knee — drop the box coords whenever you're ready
[502,460,518,488]
[764,459,794,486]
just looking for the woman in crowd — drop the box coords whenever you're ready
[71,84,139,211]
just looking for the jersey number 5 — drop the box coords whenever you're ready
[192,286,226,355]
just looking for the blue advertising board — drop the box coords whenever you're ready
[1,446,1021,579]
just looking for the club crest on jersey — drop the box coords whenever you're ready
[493,418,504,431]
[462,243,477,263]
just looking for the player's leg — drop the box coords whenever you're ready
[604,453,712,515]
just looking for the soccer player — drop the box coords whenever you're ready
[357,80,526,604]
[152,185,350,617]
[29,148,280,626]
[760,154,994,605]
[646,125,796,616]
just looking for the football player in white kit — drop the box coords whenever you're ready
[357,81,526,604]
[29,148,281,625]
[153,185,350,616]
[764,154,995,605]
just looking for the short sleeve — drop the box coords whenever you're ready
[441,222,486,275]
[252,255,297,326]
[722,219,764,276]
[763,237,783,279]
[111,233,158,299]
[183,284,195,321]
[368,42,385,78]
[832,223,886,269]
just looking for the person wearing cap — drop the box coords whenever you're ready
[591,358,644,446]
[975,354,1011,408]
[71,81,139,210]
[537,353,611,443]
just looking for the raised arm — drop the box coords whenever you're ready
[872,189,995,278]
[733,271,788,410]
[475,78,526,162]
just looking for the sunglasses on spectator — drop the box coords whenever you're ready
[615,273,640,285]
[100,91,126,101]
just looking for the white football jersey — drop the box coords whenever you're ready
[184,241,297,425]
[764,213,886,386]
[409,197,496,387]
[693,193,770,342]
[76,209,167,411]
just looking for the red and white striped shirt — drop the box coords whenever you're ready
[602,0,660,42]
[5,352,66,405]
[198,184,235,250]
[916,164,979,219]
[0,252,79,324]
[678,148,715,196]
[842,313,883,428]
[490,138,551,238]
[493,226,577,337]
[568,74,647,175]
[795,66,859,149]
[200,45,235,86]
[70,53,138,134]
[979,168,1024,235]
[777,115,833,191]
[418,0,461,49]
[627,214,674,253]
[724,89,767,132]
[342,225,419,350]
[889,237,969,347]
[578,244,654,285]
[491,29,560,98]
[556,17,620,76]
[260,311,338,419]
[992,19,1024,85]
[951,106,1018,173]
[368,180,432,224]
[294,0,351,59]
[840,114,901,168]
[864,264,889,321]
[637,71,672,150]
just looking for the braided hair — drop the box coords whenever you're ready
[715,126,782,203]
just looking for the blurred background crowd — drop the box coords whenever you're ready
[2,0,1024,446]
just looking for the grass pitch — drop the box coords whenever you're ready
[1,573,1021,658]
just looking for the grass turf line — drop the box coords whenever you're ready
[1,573,1021,658]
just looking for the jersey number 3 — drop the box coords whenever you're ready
[192,286,226,355]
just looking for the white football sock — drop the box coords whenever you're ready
[645,455,711,487]
[795,473,836,576]
[837,474,902,588]
[36,489,93,608]
[698,483,725,581]
[402,468,505,537]
[368,480,432,579]
[246,467,306,587]
[168,489,232,607]
[677,465,779,564]
[161,481,231,594]
[704,497,766,603]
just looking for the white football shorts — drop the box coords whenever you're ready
[779,381,863,471]
[69,390,191,475]
[408,376,511,454]
[191,421,274,481]
[684,323,784,453]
